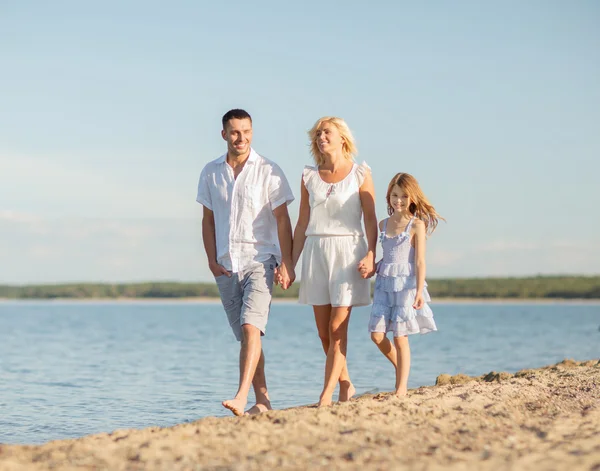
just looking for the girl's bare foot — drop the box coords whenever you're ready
[245,399,272,415]
[394,387,408,397]
[222,398,247,416]
[338,381,356,402]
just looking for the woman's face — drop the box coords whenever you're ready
[316,122,344,155]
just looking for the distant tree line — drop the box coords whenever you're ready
[1,276,599,300]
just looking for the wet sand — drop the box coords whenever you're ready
[1,359,598,471]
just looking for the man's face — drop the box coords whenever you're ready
[222,118,253,157]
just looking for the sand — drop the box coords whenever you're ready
[1,359,598,471]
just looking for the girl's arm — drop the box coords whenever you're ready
[374,219,384,270]
[413,220,427,309]
[358,170,378,278]
[291,178,311,269]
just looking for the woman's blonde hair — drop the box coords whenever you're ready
[308,117,358,165]
[386,173,444,234]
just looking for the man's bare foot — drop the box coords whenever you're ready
[222,398,247,416]
[245,399,272,415]
[338,381,356,402]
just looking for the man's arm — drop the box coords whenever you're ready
[202,206,230,277]
[273,203,295,289]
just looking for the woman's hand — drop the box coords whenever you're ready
[357,252,375,279]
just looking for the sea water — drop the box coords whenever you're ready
[0,301,598,444]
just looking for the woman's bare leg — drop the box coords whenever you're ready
[318,306,352,407]
[314,305,355,401]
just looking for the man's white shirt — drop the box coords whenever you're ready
[196,148,294,273]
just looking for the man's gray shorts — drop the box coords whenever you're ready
[215,257,275,341]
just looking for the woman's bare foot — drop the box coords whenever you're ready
[317,395,333,407]
[222,398,247,416]
[338,381,356,402]
[245,399,272,415]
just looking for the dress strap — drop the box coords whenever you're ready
[404,216,415,233]
[378,218,389,243]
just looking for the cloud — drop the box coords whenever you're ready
[0,216,208,284]
[1,216,597,284]
[0,153,198,219]
[0,210,39,223]
[474,239,583,253]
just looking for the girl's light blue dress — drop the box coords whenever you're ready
[368,217,437,337]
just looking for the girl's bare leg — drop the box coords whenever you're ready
[393,335,411,396]
[318,306,352,407]
[370,332,398,368]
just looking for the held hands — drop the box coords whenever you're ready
[209,261,231,278]
[275,261,296,290]
[357,252,376,279]
[413,292,424,310]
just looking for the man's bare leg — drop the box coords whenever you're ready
[314,306,355,402]
[222,324,262,416]
[245,349,272,415]
[318,306,352,407]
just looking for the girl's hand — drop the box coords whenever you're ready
[357,253,375,279]
[413,292,424,310]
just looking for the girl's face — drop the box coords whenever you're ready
[389,185,412,214]
[316,123,344,154]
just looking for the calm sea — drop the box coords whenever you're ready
[0,301,598,445]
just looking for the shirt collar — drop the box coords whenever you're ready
[217,148,258,165]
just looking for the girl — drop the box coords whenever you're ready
[292,116,377,407]
[369,173,442,397]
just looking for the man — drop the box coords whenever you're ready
[196,109,295,416]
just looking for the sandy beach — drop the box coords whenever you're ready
[1,359,598,471]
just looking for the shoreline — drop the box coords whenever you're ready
[1,296,599,305]
[1,359,598,470]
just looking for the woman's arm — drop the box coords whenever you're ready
[413,220,427,309]
[358,170,377,278]
[291,178,311,269]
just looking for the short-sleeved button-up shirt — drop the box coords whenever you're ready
[196,148,294,273]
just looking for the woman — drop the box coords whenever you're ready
[292,116,377,407]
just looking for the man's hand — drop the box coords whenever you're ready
[275,261,295,290]
[357,252,376,279]
[209,261,231,278]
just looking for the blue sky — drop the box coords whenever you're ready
[1,1,598,284]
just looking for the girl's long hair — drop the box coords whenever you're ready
[308,117,357,165]
[386,173,444,234]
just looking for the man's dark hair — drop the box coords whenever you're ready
[222,109,252,130]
